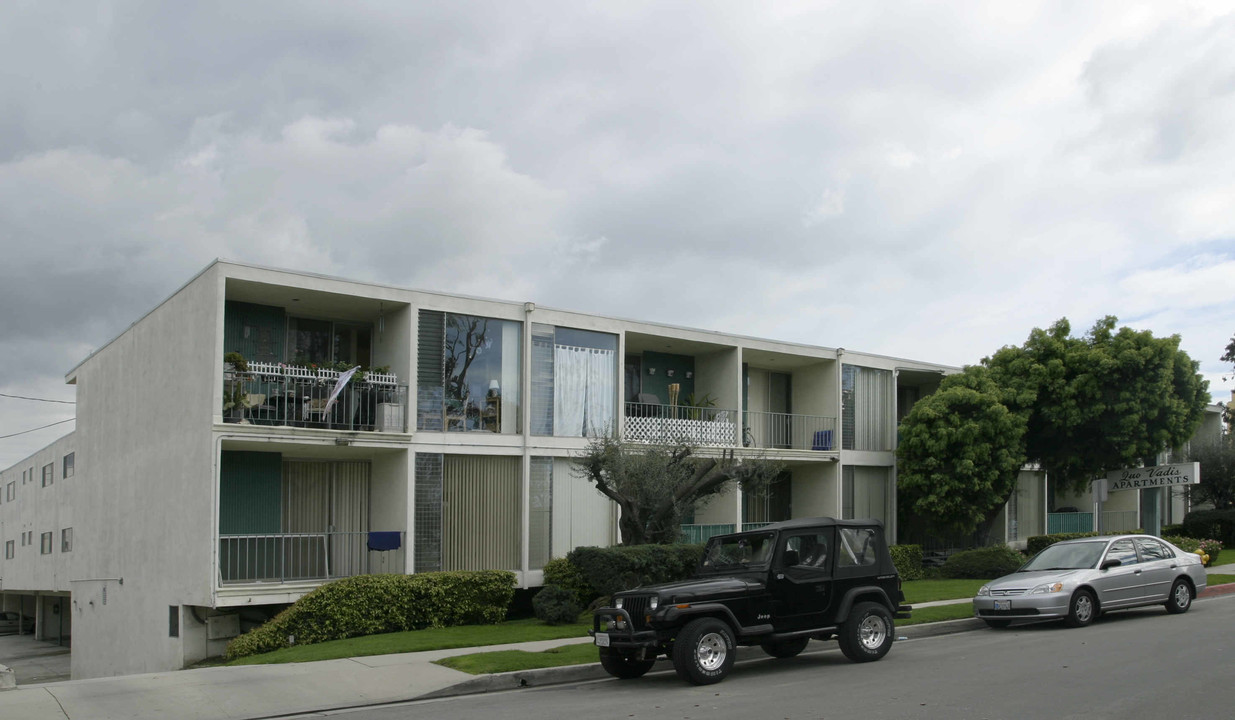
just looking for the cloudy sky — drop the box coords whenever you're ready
[2,1,1233,468]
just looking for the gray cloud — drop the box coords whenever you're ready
[2,1,1234,466]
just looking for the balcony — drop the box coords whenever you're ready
[742,412,837,451]
[224,362,408,432]
[218,531,406,584]
[624,402,737,446]
[1045,510,1140,534]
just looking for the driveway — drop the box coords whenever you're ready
[0,633,71,685]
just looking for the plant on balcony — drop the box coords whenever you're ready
[573,434,783,545]
[223,351,251,421]
[680,392,717,421]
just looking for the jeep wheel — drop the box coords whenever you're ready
[598,647,656,679]
[673,617,736,685]
[760,637,810,659]
[838,601,894,663]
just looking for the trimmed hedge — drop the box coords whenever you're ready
[566,544,705,599]
[225,571,515,659]
[1026,532,1100,555]
[1183,509,1235,546]
[532,584,582,625]
[940,546,1026,579]
[889,544,924,581]
[1162,523,1185,537]
[543,557,595,606]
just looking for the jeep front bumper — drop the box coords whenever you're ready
[590,607,661,650]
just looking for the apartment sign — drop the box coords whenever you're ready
[1105,462,1200,491]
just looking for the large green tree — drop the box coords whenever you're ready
[898,316,1209,536]
[574,435,783,545]
[897,366,1027,537]
[987,316,1209,493]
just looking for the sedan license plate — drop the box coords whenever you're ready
[594,633,610,647]
[993,600,1010,611]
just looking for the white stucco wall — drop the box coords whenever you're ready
[0,433,79,594]
[69,265,221,679]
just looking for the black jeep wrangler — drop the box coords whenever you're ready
[590,517,910,685]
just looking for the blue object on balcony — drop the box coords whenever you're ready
[367,531,402,551]
[812,430,833,451]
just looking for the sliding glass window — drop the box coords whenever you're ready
[841,364,893,451]
[530,324,618,437]
[417,311,521,434]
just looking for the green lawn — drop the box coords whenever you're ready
[226,617,590,666]
[1209,549,1233,567]
[900,578,987,604]
[1207,573,1235,586]
[896,602,974,625]
[436,642,597,674]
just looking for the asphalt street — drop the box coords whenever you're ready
[297,594,1235,720]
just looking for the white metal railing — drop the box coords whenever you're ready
[224,368,408,432]
[218,531,406,584]
[742,412,837,451]
[624,402,736,446]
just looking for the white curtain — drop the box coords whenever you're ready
[554,346,588,436]
[584,348,617,436]
[855,368,892,450]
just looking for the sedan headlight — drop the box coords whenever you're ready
[1030,582,1064,594]
[976,585,990,596]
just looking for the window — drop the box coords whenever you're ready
[781,532,831,574]
[40,532,53,555]
[169,606,180,638]
[416,311,522,434]
[5,481,13,501]
[4,540,13,559]
[21,469,26,485]
[1105,539,1139,566]
[530,325,618,437]
[42,463,53,487]
[1135,538,1171,560]
[61,528,73,553]
[837,527,879,568]
[63,453,75,479]
[842,466,890,524]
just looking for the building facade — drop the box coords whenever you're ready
[6,259,948,678]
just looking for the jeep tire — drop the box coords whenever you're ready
[837,601,894,663]
[673,617,736,685]
[598,647,657,679]
[760,637,810,659]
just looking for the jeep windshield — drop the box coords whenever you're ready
[699,531,776,572]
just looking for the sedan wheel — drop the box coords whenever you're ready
[1165,578,1192,614]
[1064,589,1096,628]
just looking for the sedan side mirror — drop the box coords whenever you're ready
[1101,558,1122,570]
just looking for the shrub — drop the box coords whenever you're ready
[1199,538,1223,562]
[567,544,705,599]
[532,584,582,625]
[1164,535,1200,553]
[543,557,596,606]
[1026,532,1100,555]
[940,545,1026,579]
[889,544,924,581]
[1161,523,1185,537]
[225,570,515,659]
[1183,509,1235,546]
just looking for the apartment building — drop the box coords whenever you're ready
[3,259,957,679]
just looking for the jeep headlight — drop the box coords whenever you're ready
[977,585,990,596]
[614,597,624,609]
[1030,582,1064,594]
[649,596,659,611]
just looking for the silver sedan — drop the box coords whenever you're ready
[973,534,1207,628]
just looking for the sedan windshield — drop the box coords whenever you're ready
[701,532,776,571]
[1020,541,1107,571]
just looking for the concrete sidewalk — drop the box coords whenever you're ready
[2,580,1230,720]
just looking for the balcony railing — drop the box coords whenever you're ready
[742,412,837,451]
[624,403,737,446]
[218,531,406,584]
[680,524,736,544]
[224,363,408,432]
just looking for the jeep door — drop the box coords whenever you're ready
[770,529,834,631]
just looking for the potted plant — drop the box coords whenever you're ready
[224,351,251,422]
